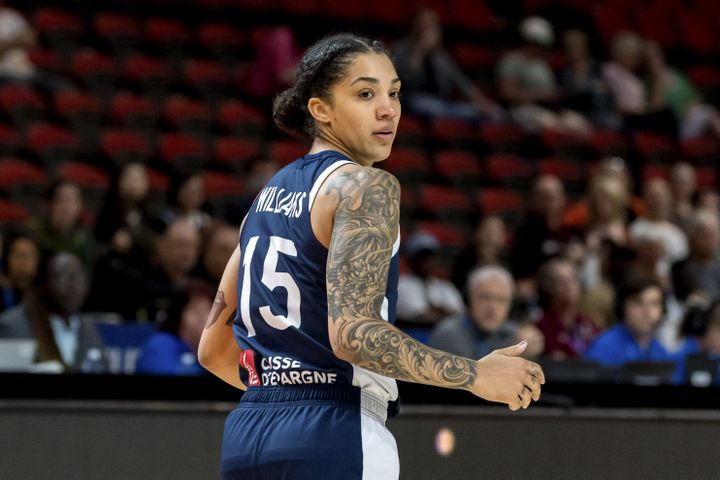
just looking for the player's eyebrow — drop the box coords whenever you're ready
[350,77,401,85]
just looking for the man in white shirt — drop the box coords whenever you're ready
[0,2,37,81]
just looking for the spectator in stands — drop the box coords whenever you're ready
[603,31,677,138]
[0,1,37,83]
[672,209,720,302]
[577,173,632,298]
[497,16,592,136]
[627,227,670,290]
[646,41,720,140]
[396,231,464,327]
[196,222,238,286]
[430,266,544,359]
[559,29,619,129]
[392,8,501,122]
[136,279,213,375]
[0,252,108,373]
[695,189,720,217]
[167,169,211,233]
[564,156,641,232]
[88,215,201,323]
[94,162,155,258]
[669,162,698,232]
[0,230,41,313]
[140,216,202,325]
[536,257,599,359]
[450,215,509,295]
[28,180,95,269]
[585,277,673,366]
[629,178,688,275]
[510,174,579,296]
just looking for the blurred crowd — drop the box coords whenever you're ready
[0,2,719,384]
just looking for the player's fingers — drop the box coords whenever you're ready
[529,362,546,385]
[525,373,542,402]
[508,400,521,411]
[520,386,532,409]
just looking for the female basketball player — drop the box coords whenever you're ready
[198,33,545,480]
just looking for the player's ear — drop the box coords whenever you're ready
[307,97,331,124]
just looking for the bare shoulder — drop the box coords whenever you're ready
[324,164,400,210]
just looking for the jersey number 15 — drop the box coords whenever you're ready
[240,235,301,337]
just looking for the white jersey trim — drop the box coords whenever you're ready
[308,160,355,211]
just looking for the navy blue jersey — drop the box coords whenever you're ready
[234,150,399,402]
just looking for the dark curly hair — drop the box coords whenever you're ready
[272,33,390,139]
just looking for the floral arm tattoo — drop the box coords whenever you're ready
[326,168,478,390]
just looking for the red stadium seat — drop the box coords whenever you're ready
[383,147,432,182]
[395,115,427,145]
[414,221,466,251]
[163,95,213,135]
[25,123,78,166]
[214,137,262,168]
[58,161,110,189]
[419,184,472,220]
[476,188,525,217]
[71,49,118,93]
[0,199,30,225]
[268,140,309,166]
[447,0,504,30]
[217,100,266,135]
[590,129,628,157]
[681,137,720,164]
[53,89,103,124]
[32,8,84,50]
[696,166,717,188]
[147,168,170,193]
[431,117,479,145]
[479,122,525,152]
[28,48,64,74]
[0,84,46,127]
[679,12,719,57]
[539,128,588,155]
[109,91,159,129]
[435,150,483,185]
[123,54,173,100]
[0,124,21,156]
[94,12,141,55]
[202,171,245,199]
[538,157,586,185]
[158,133,209,168]
[183,59,231,96]
[101,129,153,165]
[0,158,47,191]
[484,153,534,187]
[633,131,677,162]
[642,164,670,181]
[197,22,245,59]
[144,18,192,47]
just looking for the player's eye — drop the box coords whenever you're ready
[390,90,401,99]
[359,90,374,99]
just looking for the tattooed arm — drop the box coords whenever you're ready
[198,245,246,390]
[325,166,544,410]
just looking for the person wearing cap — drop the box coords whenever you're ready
[396,231,465,327]
[497,16,592,136]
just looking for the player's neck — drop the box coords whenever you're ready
[308,136,373,167]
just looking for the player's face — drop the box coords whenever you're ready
[322,53,401,166]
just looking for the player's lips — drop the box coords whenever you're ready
[372,127,395,140]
